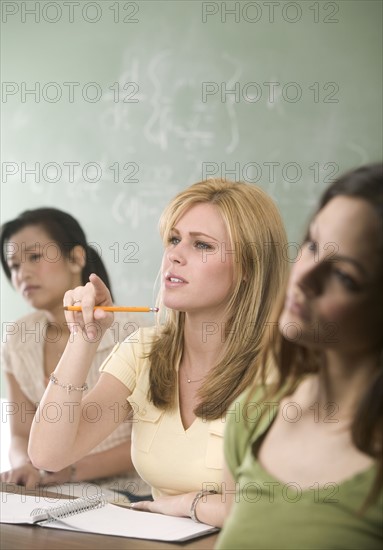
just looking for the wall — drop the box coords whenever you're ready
[1,0,382,338]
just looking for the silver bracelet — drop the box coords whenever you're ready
[190,490,217,523]
[49,373,88,395]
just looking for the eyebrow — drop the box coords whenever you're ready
[24,245,43,252]
[171,228,219,242]
[308,224,368,277]
[330,255,368,277]
[7,244,42,260]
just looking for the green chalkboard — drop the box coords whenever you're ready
[1,0,382,327]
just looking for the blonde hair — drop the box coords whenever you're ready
[148,179,288,420]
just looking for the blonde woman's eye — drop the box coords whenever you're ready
[195,241,214,250]
[168,236,180,245]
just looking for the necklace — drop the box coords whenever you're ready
[183,367,206,384]
[186,375,205,383]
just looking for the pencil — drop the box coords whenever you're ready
[64,306,159,313]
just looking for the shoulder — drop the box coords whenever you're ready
[98,319,161,353]
[224,385,275,474]
[11,309,46,328]
[99,326,163,388]
[123,325,163,350]
[1,310,45,375]
[2,310,46,352]
[120,325,164,366]
[226,385,271,429]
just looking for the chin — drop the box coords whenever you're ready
[279,313,310,346]
[25,297,40,309]
[278,309,297,331]
[162,300,183,312]
[29,299,52,311]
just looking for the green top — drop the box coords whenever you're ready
[216,388,383,550]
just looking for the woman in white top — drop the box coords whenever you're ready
[29,179,288,526]
[1,208,146,489]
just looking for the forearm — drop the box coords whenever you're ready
[73,441,133,482]
[29,331,100,471]
[9,435,30,468]
[189,493,226,528]
[2,435,43,488]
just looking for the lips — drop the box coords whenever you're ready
[285,294,311,321]
[22,285,41,296]
[164,272,188,285]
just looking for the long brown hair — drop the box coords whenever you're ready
[148,178,288,420]
[251,163,383,508]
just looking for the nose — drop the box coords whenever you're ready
[15,261,32,285]
[294,249,327,298]
[167,244,186,266]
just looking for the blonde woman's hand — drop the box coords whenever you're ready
[131,492,224,527]
[63,273,114,340]
[131,493,195,518]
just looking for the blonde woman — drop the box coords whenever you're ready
[29,179,288,527]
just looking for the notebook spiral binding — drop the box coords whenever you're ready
[30,494,106,522]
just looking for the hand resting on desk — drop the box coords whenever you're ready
[132,491,227,527]
[0,463,73,490]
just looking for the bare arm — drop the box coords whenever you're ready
[0,372,42,488]
[41,439,134,485]
[2,361,133,488]
[4,373,35,467]
[28,274,132,472]
[29,352,132,472]
[70,439,133,481]
[3,438,133,489]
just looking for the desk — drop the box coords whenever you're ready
[1,484,218,550]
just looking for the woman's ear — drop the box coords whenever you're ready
[68,245,86,273]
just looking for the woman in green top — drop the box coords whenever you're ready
[217,163,383,549]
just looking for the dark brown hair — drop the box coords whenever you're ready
[1,207,113,297]
[252,163,383,509]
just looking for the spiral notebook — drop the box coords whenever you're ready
[1,492,218,542]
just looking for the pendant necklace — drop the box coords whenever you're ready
[184,367,205,384]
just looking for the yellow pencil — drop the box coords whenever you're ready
[64,306,159,313]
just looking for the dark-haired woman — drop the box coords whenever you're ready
[217,163,383,549]
[0,208,148,490]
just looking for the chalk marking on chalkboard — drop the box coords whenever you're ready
[111,190,164,228]
[222,53,242,154]
[144,50,172,150]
